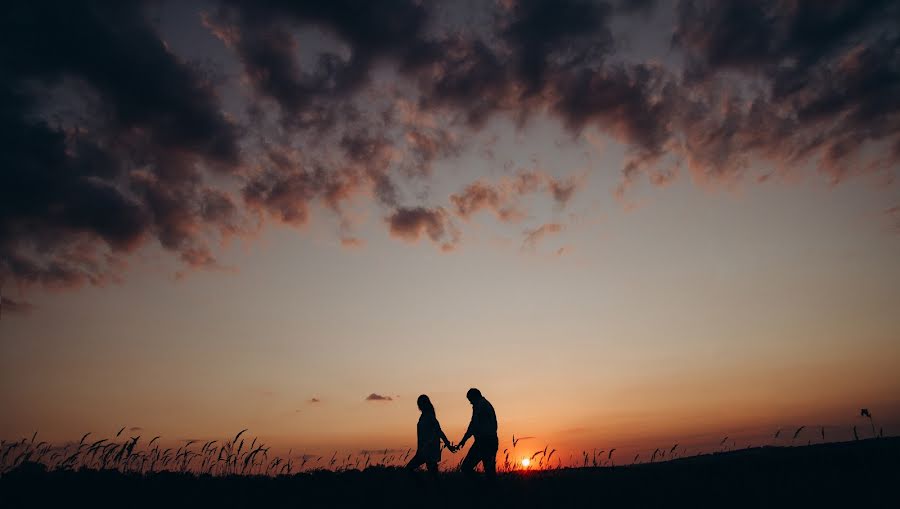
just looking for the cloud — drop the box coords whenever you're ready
[450,171,585,222]
[451,181,519,222]
[500,0,614,93]
[1,296,34,316]
[402,128,461,177]
[673,0,891,80]
[211,0,433,128]
[613,0,657,14]
[522,223,564,251]
[551,63,676,167]
[3,0,897,300]
[386,207,459,251]
[340,237,365,249]
[365,393,393,402]
[243,167,349,227]
[669,0,900,186]
[1,2,243,290]
[546,174,585,206]
[309,397,321,404]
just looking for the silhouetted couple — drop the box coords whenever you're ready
[406,388,498,479]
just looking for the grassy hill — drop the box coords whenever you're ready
[2,437,897,508]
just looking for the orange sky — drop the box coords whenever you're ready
[2,1,899,468]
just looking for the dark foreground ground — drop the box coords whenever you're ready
[2,438,897,508]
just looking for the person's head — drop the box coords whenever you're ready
[417,394,435,416]
[466,388,482,404]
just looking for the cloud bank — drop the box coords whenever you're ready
[2,0,897,298]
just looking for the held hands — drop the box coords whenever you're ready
[444,437,468,453]
[445,441,464,453]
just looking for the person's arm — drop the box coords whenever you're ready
[436,421,452,448]
[458,405,480,448]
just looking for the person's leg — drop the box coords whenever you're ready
[406,453,426,471]
[482,452,497,478]
[460,443,481,477]
[406,453,428,487]
[481,438,498,480]
[425,461,439,481]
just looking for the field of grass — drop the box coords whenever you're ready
[1,436,896,508]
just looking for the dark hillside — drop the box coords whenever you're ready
[2,437,897,508]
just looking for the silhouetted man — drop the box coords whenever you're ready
[454,388,498,478]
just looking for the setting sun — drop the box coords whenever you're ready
[521,458,530,468]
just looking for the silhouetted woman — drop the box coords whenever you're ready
[406,394,453,475]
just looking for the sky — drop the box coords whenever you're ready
[1,0,899,466]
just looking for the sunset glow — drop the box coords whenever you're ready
[1,0,899,473]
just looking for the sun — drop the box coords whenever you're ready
[521,458,530,468]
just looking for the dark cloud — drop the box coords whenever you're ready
[243,167,350,226]
[552,63,676,159]
[501,0,614,93]
[415,37,517,128]
[213,0,433,128]
[386,207,459,251]
[3,0,897,299]
[240,133,388,231]
[613,0,658,14]
[238,130,398,246]
[339,131,399,206]
[2,3,240,162]
[201,0,676,238]
[671,0,900,185]
[309,397,321,404]
[200,190,246,238]
[0,2,243,290]
[674,0,893,80]
[364,393,393,402]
